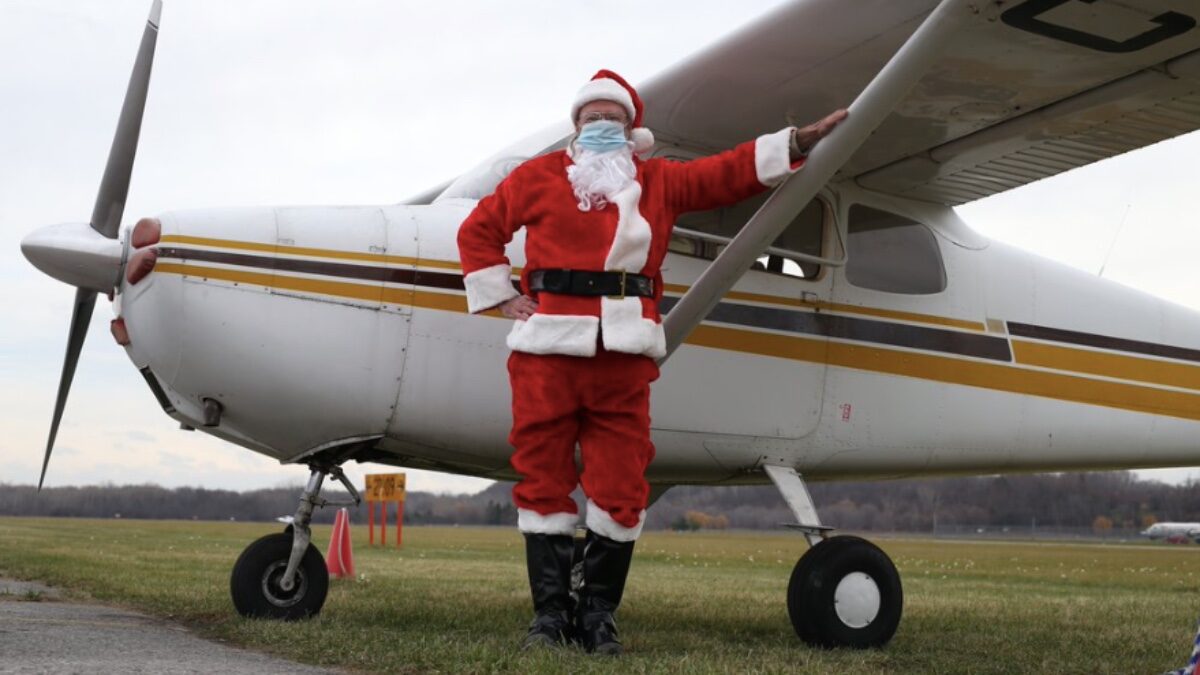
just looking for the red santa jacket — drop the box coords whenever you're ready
[456,127,800,359]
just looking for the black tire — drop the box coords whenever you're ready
[786,535,902,649]
[230,532,328,620]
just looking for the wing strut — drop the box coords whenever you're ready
[660,0,972,361]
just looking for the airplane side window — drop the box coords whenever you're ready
[668,233,703,257]
[672,196,826,279]
[845,205,946,294]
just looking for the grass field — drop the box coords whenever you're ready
[1,517,1198,674]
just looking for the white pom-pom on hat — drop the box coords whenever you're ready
[630,127,654,154]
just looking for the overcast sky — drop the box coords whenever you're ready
[3,0,1199,495]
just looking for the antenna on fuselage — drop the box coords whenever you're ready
[1097,202,1131,279]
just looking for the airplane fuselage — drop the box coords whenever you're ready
[1142,522,1200,541]
[117,181,1200,485]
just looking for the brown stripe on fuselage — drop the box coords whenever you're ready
[1008,321,1200,364]
[160,234,471,272]
[150,262,1200,422]
[687,325,1200,422]
[157,247,468,292]
[160,235,984,332]
[658,296,1012,362]
[151,243,1200,391]
[157,247,1009,362]
[153,247,1199,379]
[661,282,986,331]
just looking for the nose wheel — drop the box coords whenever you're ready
[230,532,328,620]
[230,462,361,620]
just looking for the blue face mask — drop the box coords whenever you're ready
[576,120,630,153]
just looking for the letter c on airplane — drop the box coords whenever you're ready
[1002,0,1195,53]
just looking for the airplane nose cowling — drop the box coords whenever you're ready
[21,222,124,292]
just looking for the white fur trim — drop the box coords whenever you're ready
[586,499,645,542]
[463,263,519,314]
[600,297,666,358]
[572,78,636,123]
[596,178,664,357]
[518,508,578,536]
[631,127,654,155]
[755,127,799,187]
[605,182,651,273]
[507,313,599,356]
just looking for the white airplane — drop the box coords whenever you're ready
[21,0,1200,649]
[1142,522,1200,542]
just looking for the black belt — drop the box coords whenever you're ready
[529,269,654,298]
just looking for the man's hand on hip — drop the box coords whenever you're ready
[501,295,539,320]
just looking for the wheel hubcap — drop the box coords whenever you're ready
[833,571,881,628]
[262,560,307,608]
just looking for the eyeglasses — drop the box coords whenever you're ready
[579,111,629,125]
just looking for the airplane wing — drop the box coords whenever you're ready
[638,0,1200,205]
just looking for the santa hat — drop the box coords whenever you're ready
[571,69,655,154]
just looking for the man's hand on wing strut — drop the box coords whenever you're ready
[500,295,538,320]
[792,108,849,156]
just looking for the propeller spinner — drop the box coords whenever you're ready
[20,0,162,489]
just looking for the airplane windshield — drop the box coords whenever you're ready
[437,121,572,201]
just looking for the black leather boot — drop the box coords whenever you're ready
[577,530,635,655]
[521,533,575,650]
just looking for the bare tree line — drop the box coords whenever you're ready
[1,471,1196,533]
[648,471,1193,533]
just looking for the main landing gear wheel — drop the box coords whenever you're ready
[230,532,329,620]
[787,535,902,649]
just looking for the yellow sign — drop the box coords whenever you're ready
[365,473,406,502]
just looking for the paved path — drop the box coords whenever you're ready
[0,578,337,674]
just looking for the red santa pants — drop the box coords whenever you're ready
[507,346,658,542]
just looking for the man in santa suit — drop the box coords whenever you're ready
[458,70,846,654]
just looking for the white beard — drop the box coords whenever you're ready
[567,146,637,211]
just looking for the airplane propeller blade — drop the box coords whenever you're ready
[37,1,161,488]
[90,0,161,239]
[39,288,98,490]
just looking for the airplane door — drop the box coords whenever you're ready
[653,196,834,442]
[822,194,992,470]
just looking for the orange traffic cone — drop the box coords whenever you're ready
[326,507,355,578]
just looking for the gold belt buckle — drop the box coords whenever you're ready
[611,269,627,299]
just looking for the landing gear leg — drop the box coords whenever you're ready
[765,465,903,649]
[229,463,361,620]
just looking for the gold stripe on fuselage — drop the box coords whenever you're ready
[158,234,461,271]
[688,324,1200,421]
[1012,340,1200,392]
[158,236,983,332]
[152,261,1200,423]
[661,283,986,332]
